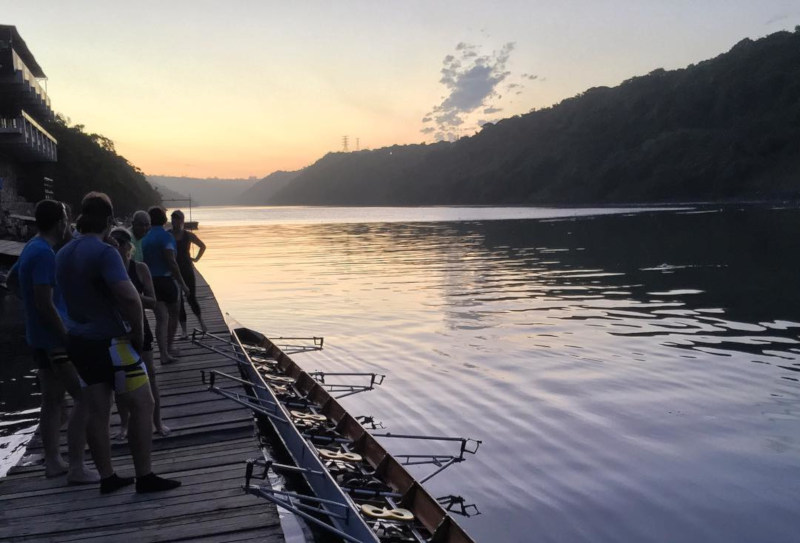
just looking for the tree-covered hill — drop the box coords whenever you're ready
[236,170,299,205]
[266,28,800,206]
[44,116,161,217]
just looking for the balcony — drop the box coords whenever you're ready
[0,110,57,162]
[0,49,53,122]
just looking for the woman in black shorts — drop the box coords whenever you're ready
[170,210,207,338]
[109,228,170,436]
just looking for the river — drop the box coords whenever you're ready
[2,205,800,542]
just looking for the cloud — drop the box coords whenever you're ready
[422,42,516,141]
[483,106,502,114]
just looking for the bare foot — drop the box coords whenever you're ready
[67,465,101,484]
[155,424,171,437]
[45,457,69,478]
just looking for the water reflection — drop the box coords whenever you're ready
[191,206,800,542]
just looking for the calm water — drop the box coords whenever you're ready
[3,205,800,542]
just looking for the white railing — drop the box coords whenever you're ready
[0,110,57,162]
[11,49,51,110]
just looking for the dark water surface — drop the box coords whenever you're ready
[3,206,800,542]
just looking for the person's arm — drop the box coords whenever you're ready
[110,280,144,352]
[33,284,68,342]
[101,246,144,352]
[190,232,206,262]
[135,261,157,310]
[164,248,189,294]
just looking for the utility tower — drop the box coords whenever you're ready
[342,135,349,152]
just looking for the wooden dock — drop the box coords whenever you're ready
[0,273,285,542]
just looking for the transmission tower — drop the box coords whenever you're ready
[342,135,349,152]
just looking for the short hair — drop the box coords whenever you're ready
[171,209,184,221]
[148,206,168,226]
[34,199,65,232]
[132,210,150,225]
[76,192,114,234]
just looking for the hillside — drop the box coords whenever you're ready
[236,170,299,204]
[147,175,258,206]
[264,28,800,206]
[27,116,162,216]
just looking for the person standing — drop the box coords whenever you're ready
[9,199,98,483]
[170,210,207,338]
[142,206,188,364]
[109,228,170,437]
[130,210,150,263]
[56,192,180,494]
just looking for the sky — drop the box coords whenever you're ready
[4,1,800,179]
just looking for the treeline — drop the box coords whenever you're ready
[262,28,800,206]
[44,116,161,216]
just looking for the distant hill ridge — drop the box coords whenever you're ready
[146,175,259,206]
[251,28,800,205]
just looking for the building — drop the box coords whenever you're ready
[0,24,57,222]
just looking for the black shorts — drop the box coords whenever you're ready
[153,276,178,304]
[67,335,149,393]
[32,347,70,370]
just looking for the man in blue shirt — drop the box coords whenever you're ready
[142,206,188,365]
[56,192,180,494]
[9,199,98,483]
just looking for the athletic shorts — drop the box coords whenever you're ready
[153,276,179,304]
[32,347,70,370]
[67,335,149,394]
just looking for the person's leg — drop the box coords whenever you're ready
[154,300,174,364]
[116,383,154,477]
[113,393,130,440]
[178,289,188,339]
[142,350,169,435]
[82,382,115,478]
[185,269,207,333]
[111,348,180,493]
[166,300,180,356]
[52,358,100,483]
[38,365,68,477]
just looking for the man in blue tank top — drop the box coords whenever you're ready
[9,199,98,483]
[141,206,188,365]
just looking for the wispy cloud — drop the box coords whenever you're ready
[422,42,516,141]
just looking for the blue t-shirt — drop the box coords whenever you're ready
[141,225,176,277]
[55,235,130,340]
[16,236,66,349]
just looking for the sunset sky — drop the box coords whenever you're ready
[5,1,799,178]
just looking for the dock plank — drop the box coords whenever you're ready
[0,272,284,542]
